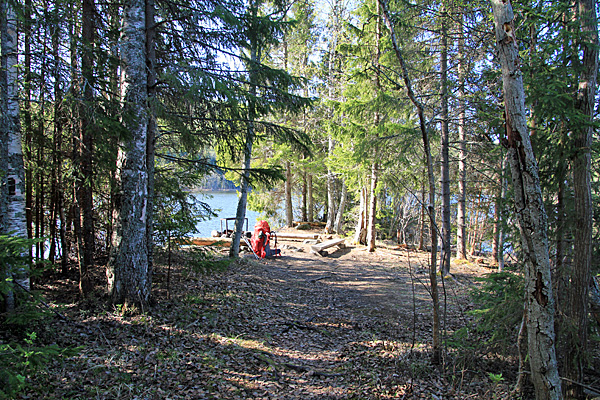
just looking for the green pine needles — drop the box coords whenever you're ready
[448,271,524,356]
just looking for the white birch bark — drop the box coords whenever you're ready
[107,0,151,305]
[491,1,562,398]
[1,0,30,310]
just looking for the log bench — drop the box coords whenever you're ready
[311,238,345,256]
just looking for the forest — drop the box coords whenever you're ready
[0,0,599,398]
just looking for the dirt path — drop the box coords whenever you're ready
[21,233,511,399]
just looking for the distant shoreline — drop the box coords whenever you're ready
[188,188,239,193]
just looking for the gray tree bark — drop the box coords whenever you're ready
[366,164,378,252]
[307,174,314,222]
[107,0,152,306]
[491,1,562,398]
[366,0,382,253]
[301,169,307,222]
[492,154,507,270]
[439,2,451,275]
[334,181,347,234]
[325,136,335,233]
[230,2,260,258]
[354,186,367,245]
[285,161,293,227]
[456,10,467,261]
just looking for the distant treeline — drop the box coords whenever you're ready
[197,172,238,191]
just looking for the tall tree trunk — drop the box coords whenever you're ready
[366,165,378,252]
[106,4,121,255]
[418,177,425,251]
[307,173,313,222]
[554,127,568,326]
[439,1,451,276]
[285,161,293,227]
[379,0,440,363]
[1,0,30,310]
[565,0,597,397]
[78,0,95,296]
[554,11,572,333]
[325,136,335,233]
[325,13,338,234]
[498,155,507,271]
[301,169,307,222]
[334,181,347,234]
[24,0,33,246]
[456,10,467,261]
[70,1,83,280]
[146,0,156,285]
[107,0,151,306]
[367,0,382,252]
[49,5,62,265]
[491,154,506,268]
[229,134,253,258]
[491,2,562,398]
[35,144,44,260]
[55,3,67,272]
[230,4,260,257]
[354,186,367,245]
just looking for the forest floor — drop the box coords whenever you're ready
[14,228,530,399]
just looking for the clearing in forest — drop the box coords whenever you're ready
[20,229,516,399]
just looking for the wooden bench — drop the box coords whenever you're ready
[311,238,345,256]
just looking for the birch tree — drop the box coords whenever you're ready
[1,0,30,310]
[491,1,562,398]
[107,0,152,306]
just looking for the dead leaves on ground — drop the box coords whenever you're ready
[20,252,514,399]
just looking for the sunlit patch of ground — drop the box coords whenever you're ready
[18,230,522,399]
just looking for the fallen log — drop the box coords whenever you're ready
[275,232,319,240]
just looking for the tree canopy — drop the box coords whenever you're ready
[0,0,598,398]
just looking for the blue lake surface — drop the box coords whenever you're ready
[191,191,262,237]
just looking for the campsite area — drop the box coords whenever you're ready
[13,229,528,400]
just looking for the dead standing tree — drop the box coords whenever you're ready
[491,1,562,399]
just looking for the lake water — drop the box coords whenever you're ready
[191,191,263,237]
